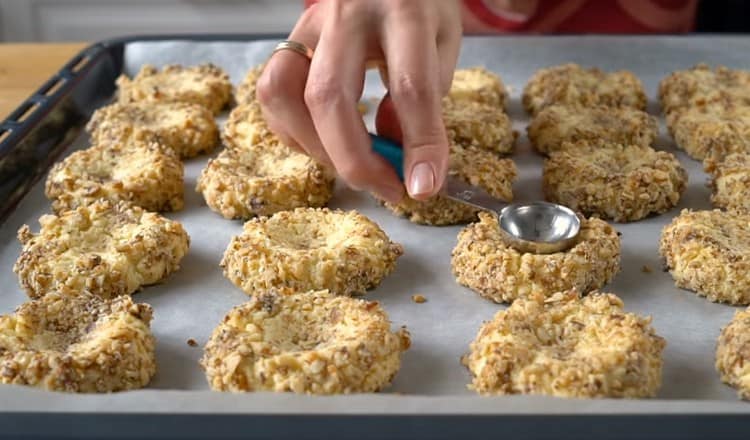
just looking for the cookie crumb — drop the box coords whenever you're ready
[641,265,652,273]
[412,294,427,304]
[187,338,198,347]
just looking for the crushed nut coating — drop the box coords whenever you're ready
[116,63,232,115]
[235,63,265,105]
[463,289,665,398]
[452,212,620,303]
[87,101,219,159]
[45,139,184,213]
[0,291,156,393]
[447,67,508,108]
[198,102,334,219]
[659,64,750,116]
[523,63,647,115]
[716,307,750,400]
[704,152,750,212]
[543,142,687,222]
[528,104,657,155]
[221,208,402,296]
[660,209,750,305]
[201,289,410,394]
[14,200,189,299]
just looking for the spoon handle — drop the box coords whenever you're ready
[369,133,404,179]
[440,177,508,214]
[369,133,507,213]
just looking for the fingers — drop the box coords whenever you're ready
[305,5,404,203]
[261,117,306,154]
[372,37,459,149]
[256,7,332,166]
[437,8,463,95]
[259,0,461,204]
[375,93,403,143]
[380,10,450,201]
[375,8,461,152]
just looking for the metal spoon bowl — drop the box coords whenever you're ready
[441,177,580,254]
[498,202,580,254]
[371,134,581,254]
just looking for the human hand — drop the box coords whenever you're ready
[257,0,462,203]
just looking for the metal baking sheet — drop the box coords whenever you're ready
[1,36,750,419]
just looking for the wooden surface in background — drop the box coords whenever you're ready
[0,43,87,120]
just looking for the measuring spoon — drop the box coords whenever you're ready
[370,134,580,254]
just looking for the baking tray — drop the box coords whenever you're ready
[1,35,750,439]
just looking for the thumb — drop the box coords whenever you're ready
[376,93,449,201]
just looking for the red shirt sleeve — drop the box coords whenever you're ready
[463,0,698,34]
[304,0,697,34]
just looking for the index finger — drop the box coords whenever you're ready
[304,12,404,203]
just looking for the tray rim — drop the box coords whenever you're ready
[1,34,750,439]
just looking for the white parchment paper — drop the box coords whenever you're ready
[1,36,749,413]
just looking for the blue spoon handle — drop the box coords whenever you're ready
[370,133,404,181]
[371,133,505,213]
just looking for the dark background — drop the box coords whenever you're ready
[696,0,750,32]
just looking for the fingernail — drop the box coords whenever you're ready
[408,162,435,197]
